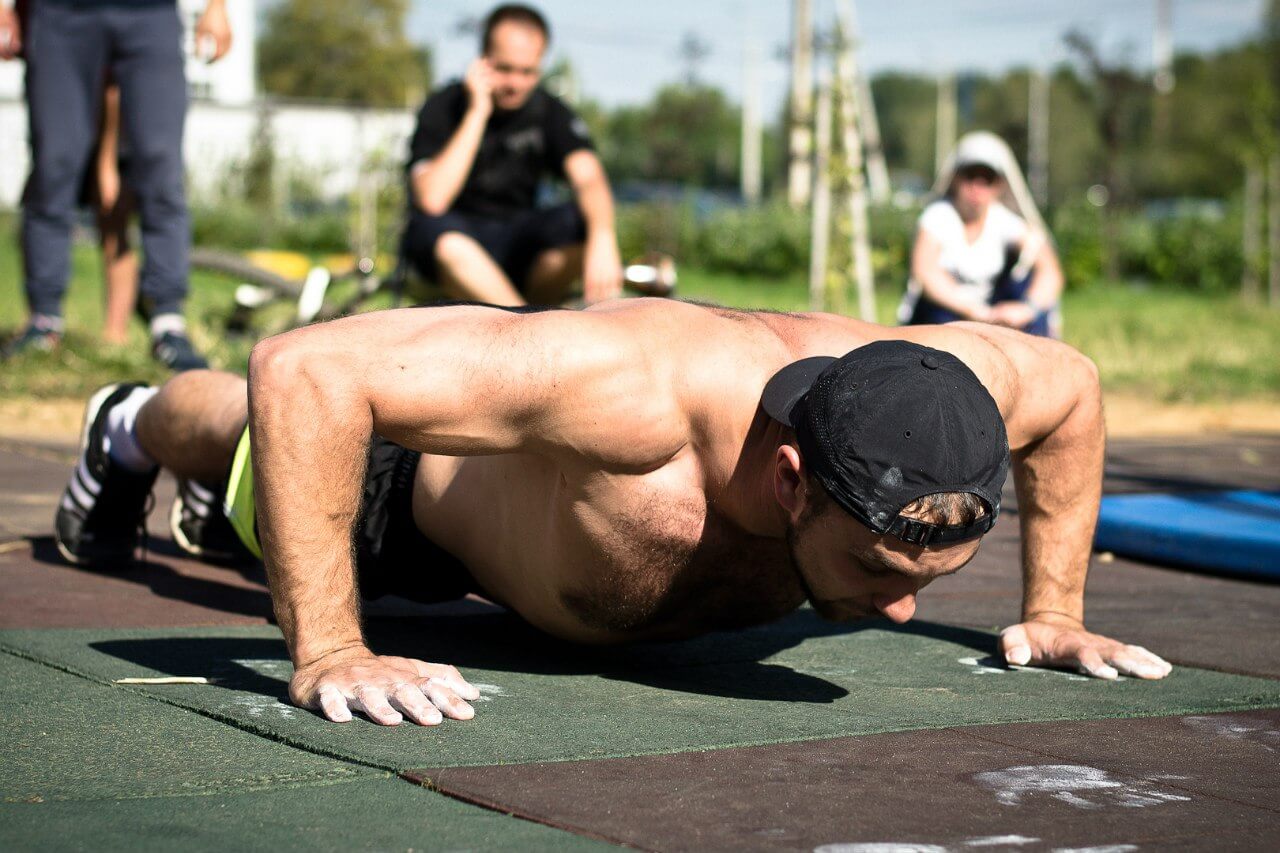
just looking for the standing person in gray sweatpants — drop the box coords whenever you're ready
[0,0,232,369]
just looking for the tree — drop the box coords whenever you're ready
[258,0,431,108]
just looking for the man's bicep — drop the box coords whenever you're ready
[563,149,607,191]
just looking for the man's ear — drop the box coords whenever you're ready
[774,444,805,520]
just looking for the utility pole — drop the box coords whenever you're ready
[788,0,814,209]
[1270,155,1280,308]
[935,72,957,177]
[741,29,763,204]
[1153,0,1175,94]
[837,0,889,205]
[834,5,876,321]
[1243,164,1263,302]
[1153,0,1174,138]
[809,73,833,311]
[1028,68,1050,207]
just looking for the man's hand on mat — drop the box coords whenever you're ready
[290,647,481,726]
[1000,617,1173,680]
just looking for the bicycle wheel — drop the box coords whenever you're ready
[189,248,303,299]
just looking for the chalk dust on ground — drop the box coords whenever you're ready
[1,393,1278,445]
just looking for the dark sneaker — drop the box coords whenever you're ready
[2,324,61,359]
[152,330,208,371]
[169,478,254,564]
[54,383,160,567]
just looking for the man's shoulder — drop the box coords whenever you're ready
[420,81,466,114]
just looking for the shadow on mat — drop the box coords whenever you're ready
[88,613,998,705]
[28,536,274,621]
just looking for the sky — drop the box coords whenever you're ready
[409,0,1268,109]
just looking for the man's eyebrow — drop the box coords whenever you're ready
[870,557,969,581]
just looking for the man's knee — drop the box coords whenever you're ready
[25,151,88,209]
[434,231,489,270]
[123,153,185,209]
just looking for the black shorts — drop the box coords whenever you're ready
[227,431,478,604]
[401,201,587,291]
[355,435,479,603]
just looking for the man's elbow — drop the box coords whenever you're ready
[417,194,451,217]
[1073,349,1101,394]
[1066,348,1103,426]
[247,334,311,406]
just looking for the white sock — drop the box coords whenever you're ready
[149,313,187,339]
[32,313,66,333]
[104,386,160,473]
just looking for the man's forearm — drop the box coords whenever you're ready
[1024,257,1063,314]
[247,338,372,666]
[916,269,991,320]
[575,172,616,241]
[413,108,488,216]
[1012,355,1105,624]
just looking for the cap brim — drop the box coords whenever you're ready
[761,356,836,426]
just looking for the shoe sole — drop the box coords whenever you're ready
[170,485,249,564]
[54,382,125,567]
[169,490,208,559]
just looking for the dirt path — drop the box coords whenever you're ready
[2,393,1277,445]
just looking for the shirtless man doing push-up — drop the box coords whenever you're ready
[55,298,1171,727]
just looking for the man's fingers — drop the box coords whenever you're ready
[317,685,353,723]
[443,672,481,701]
[389,682,444,726]
[421,677,475,720]
[1109,645,1173,680]
[406,661,480,701]
[1076,647,1119,680]
[352,686,403,726]
[999,624,1033,666]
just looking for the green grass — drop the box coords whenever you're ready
[0,226,256,396]
[3,230,1278,404]
[675,270,1280,404]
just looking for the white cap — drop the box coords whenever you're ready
[952,131,1011,177]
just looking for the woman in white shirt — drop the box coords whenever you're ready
[899,132,1063,337]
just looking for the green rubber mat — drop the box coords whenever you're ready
[0,652,611,851]
[0,654,376,803]
[0,777,610,852]
[4,611,1278,770]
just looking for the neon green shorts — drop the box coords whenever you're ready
[224,427,262,559]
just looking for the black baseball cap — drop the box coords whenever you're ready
[762,340,1010,545]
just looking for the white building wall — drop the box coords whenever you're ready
[1,99,416,210]
[0,0,255,104]
[184,102,416,202]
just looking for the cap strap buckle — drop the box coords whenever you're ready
[895,518,935,546]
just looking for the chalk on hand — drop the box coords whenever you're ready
[114,676,210,685]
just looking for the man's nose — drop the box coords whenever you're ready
[872,591,917,624]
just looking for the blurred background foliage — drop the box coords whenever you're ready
[195,4,1279,296]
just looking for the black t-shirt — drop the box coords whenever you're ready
[407,82,595,220]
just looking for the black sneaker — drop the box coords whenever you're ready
[2,324,61,359]
[54,383,160,567]
[152,330,208,371]
[169,478,254,564]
